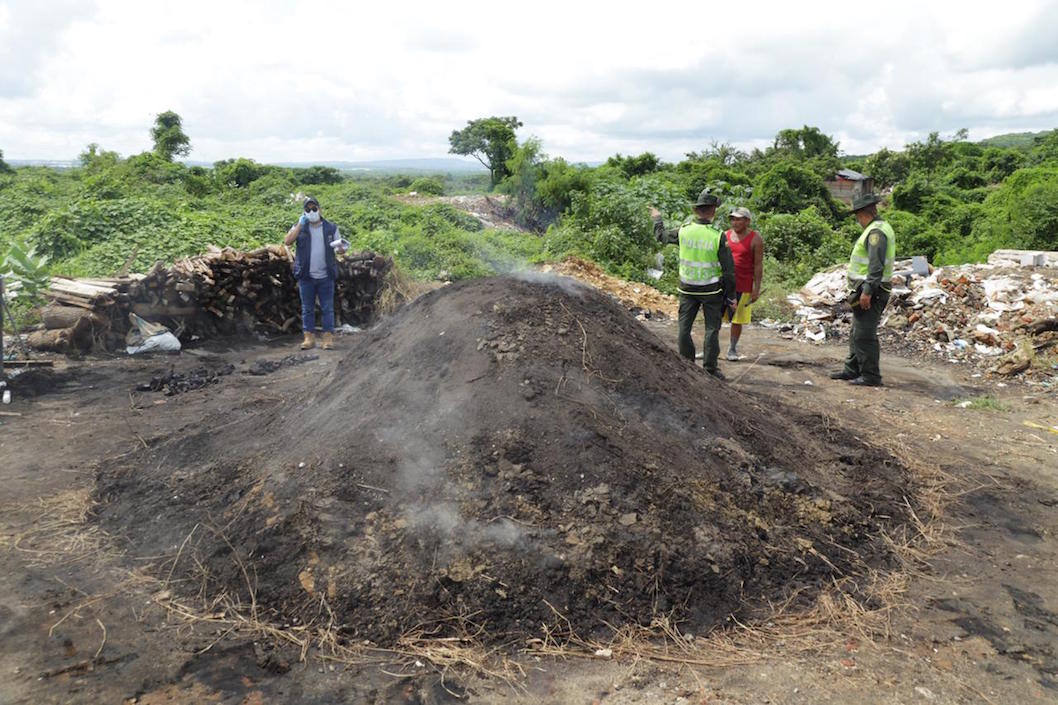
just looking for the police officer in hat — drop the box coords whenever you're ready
[651,190,737,378]
[830,193,896,386]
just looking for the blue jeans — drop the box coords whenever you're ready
[298,277,335,333]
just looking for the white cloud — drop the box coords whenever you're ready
[1,0,1057,162]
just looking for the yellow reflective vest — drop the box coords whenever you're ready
[678,222,723,292]
[847,219,896,292]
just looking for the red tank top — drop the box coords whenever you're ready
[725,230,758,293]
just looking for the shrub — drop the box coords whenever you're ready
[751,161,840,221]
[213,158,270,188]
[408,176,445,196]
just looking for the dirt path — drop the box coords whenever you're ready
[1,314,1057,704]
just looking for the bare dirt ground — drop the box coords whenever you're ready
[1,288,1057,705]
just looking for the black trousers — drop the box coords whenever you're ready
[843,289,890,383]
[677,294,723,371]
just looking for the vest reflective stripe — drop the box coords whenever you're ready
[847,219,896,290]
[678,223,723,286]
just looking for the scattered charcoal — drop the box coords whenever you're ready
[136,365,235,396]
[246,354,319,376]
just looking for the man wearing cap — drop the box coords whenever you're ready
[283,197,347,350]
[830,193,896,386]
[723,206,764,361]
[650,190,737,379]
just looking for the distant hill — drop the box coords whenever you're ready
[978,129,1056,149]
[272,158,486,173]
[8,159,78,169]
[7,157,488,174]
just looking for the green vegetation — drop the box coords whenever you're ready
[978,129,1056,150]
[3,112,1058,329]
[150,110,192,162]
[502,124,1058,302]
[953,395,1011,412]
[448,116,523,188]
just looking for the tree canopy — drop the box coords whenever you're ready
[448,116,522,188]
[150,110,192,161]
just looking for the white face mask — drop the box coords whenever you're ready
[306,210,321,223]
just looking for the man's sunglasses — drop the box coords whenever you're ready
[304,206,319,212]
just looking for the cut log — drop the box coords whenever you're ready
[41,305,101,330]
[27,316,94,354]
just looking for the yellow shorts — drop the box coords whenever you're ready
[724,293,753,325]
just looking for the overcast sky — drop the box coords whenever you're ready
[2,0,1058,164]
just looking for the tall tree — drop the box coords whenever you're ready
[0,148,12,174]
[448,116,522,188]
[151,110,191,161]
[906,132,951,184]
[864,147,911,189]
[771,125,839,160]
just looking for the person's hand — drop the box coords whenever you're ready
[859,292,872,310]
[648,206,661,219]
[298,213,309,228]
[726,298,738,311]
[750,290,760,304]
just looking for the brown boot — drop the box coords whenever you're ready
[321,332,334,350]
[300,332,316,350]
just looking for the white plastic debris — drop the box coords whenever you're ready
[805,327,826,342]
[126,313,181,355]
[911,288,947,306]
[594,648,613,659]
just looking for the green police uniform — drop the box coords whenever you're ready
[654,208,736,375]
[841,217,895,384]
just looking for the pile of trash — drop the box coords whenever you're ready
[787,251,1058,379]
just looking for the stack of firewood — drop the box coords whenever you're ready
[29,278,129,353]
[31,246,392,353]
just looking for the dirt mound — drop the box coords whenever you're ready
[542,257,678,320]
[95,275,913,645]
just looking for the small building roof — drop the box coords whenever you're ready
[836,168,869,181]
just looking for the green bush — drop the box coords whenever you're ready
[884,209,951,261]
[757,207,849,285]
[945,167,1058,262]
[294,166,343,185]
[408,176,445,196]
[757,206,832,262]
[751,162,840,221]
[213,158,271,188]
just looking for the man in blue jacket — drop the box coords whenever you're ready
[283,197,346,350]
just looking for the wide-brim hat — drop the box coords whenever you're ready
[694,189,721,207]
[851,193,884,212]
